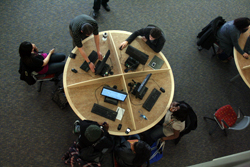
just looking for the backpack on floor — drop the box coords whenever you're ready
[52,86,68,109]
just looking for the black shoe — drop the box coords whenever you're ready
[102,4,110,11]
[92,10,99,18]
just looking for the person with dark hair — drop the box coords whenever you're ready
[217,17,250,61]
[142,101,190,145]
[119,25,166,53]
[73,120,113,153]
[19,41,65,77]
[114,138,151,167]
[92,0,110,19]
[69,14,102,73]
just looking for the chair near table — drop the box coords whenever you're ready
[203,105,250,136]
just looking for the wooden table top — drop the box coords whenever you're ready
[234,27,250,88]
[63,30,174,135]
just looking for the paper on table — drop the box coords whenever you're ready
[116,107,125,120]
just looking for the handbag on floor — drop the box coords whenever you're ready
[51,86,68,109]
[149,139,165,164]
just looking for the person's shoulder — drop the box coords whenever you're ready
[32,54,43,60]
[81,120,99,126]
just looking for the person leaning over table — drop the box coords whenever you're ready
[19,41,66,78]
[142,101,190,145]
[119,25,166,53]
[69,14,103,73]
[216,17,250,61]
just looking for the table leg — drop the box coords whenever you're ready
[230,74,240,82]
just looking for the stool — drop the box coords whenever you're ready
[32,72,58,92]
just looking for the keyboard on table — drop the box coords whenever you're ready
[91,103,117,121]
[143,88,161,111]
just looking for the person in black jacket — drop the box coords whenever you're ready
[119,25,166,53]
[73,120,113,153]
[114,139,151,167]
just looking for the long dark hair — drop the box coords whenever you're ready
[133,140,151,166]
[172,101,190,122]
[19,41,33,64]
[234,17,250,32]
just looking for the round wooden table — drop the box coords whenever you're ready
[233,27,250,88]
[63,30,174,135]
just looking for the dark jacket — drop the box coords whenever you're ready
[126,25,166,53]
[174,102,197,145]
[114,140,136,167]
[197,16,226,50]
[19,60,36,85]
[78,120,113,153]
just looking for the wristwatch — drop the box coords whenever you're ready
[87,61,91,65]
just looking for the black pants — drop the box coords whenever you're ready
[93,0,109,11]
[46,53,66,77]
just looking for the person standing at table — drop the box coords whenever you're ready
[69,14,102,73]
[216,17,250,61]
[92,0,110,19]
[119,25,166,53]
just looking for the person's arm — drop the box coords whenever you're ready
[119,28,144,50]
[160,129,180,142]
[230,28,248,58]
[94,34,103,60]
[78,47,95,72]
[42,48,54,66]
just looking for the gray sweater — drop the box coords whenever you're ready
[217,20,244,56]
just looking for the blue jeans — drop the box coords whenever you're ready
[143,125,165,146]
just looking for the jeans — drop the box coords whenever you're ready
[93,0,109,11]
[143,125,165,146]
[46,53,66,77]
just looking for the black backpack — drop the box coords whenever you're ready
[18,60,36,85]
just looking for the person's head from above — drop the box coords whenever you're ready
[132,140,151,166]
[81,23,93,36]
[149,27,162,41]
[234,17,250,32]
[19,41,33,58]
[84,125,103,142]
[170,101,189,122]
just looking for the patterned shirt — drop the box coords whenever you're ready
[69,14,99,48]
